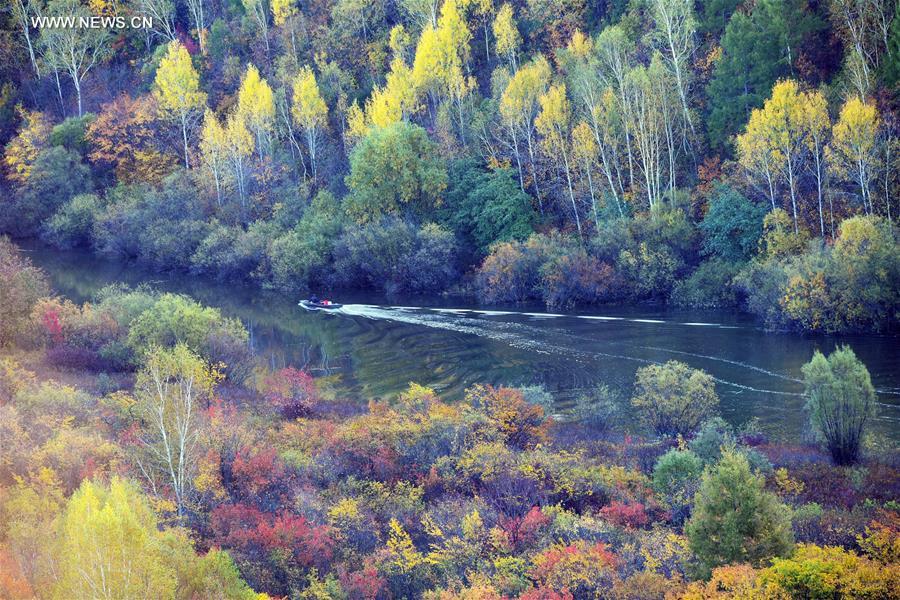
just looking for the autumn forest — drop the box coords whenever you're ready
[1,0,899,598]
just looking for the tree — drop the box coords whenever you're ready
[225,112,254,213]
[137,0,178,43]
[493,3,520,71]
[706,0,823,151]
[292,66,329,180]
[242,0,271,55]
[237,64,275,161]
[631,360,719,437]
[184,0,207,52]
[3,109,51,185]
[40,0,111,116]
[199,110,227,206]
[10,0,42,77]
[344,122,447,222]
[700,185,768,262]
[805,89,831,237]
[272,0,300,58]
[500,56,551,212]
[737,80,820,232]
[536,83,582,238]
[801,345,877,465]
[650,0,697,141]
[828,0,894,99]
[828,96,880,215]
[55,477,177,598]
[685,449,794,577]
[154,41,207,169]
[133,344,218,517]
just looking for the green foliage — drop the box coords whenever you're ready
[706,0,823,152]
[572,384,621,434]
[700,186,767,262]
[802,345,877,465]
[332,218,458,295]
[49,114,95,157]
[269,191,345,290]
[0,237,50,347]
[43,193,102,248]
[631,361,719,437]
[3,147,93,236]
[671,258,742,308]
[685,449,794,577]
[441,158,536,257]
[345,122,448,223]
[126,293,249,365]
[652,449,703,524]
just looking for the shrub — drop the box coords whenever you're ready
[43,193,102,248]
[3,147,93,236]
[688,417,736,464]
[126,293,249,368]
[631,361,719,437]
[802,346,876,465]
[671,258,742,308]
[652,449,703,524]
[685,449,794,577]
[261,367,320,418]
[0,237,50,347]
[465,384,549,450]
[760,544,900,598]
[572,384,621,434]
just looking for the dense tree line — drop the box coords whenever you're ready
[0,0,898,333]
[1,238,897,598]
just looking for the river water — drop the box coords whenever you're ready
[21,241,900,442]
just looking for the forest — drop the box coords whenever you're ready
[0,0,898,331]
[1,0,899,598]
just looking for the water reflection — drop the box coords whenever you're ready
[21,241,900,442]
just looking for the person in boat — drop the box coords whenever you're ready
[309,294,320,303]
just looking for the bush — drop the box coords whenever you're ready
[802,346,877,465]
[331,218,458,295]
[43,193,102,248]
[0,237,50,346]
[760,544,899,598]
[671,258,742,308]
[685,449,794,577]
[3,147,93,236]
[268,192,343,290]
[631,361,719,437]
[476,232,616,306]
[126,293,249,369]
[572,385,621,434]
[652,449,703,524]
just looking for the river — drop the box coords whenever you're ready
[21,241,900,443]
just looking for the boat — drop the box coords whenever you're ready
[299,299,343,310]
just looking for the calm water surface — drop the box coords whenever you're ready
[21,242,900,443]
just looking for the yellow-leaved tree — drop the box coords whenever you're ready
[154,41,207,169]
[493,3,521,71]
[292,66,329,180]
[54,477,176,599]
[237,64,275,161]
[536,83,582,238]
[500,55,551,212]
[828,96,880,216]
[226,111,255,213]
[199,109,227,206]
[736,80,823,233]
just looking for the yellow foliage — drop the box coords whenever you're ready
[154,41,206,119]
[493,3,521,65]
[3,109,51,184]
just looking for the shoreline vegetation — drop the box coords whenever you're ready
[1,0,900,596]
[2,236,899,598]
[1,3,899,334]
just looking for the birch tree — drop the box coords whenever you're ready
[199,109,227,206]
[828,96,880,215]
[650,0,697,141]
[41,0,111,117]
[237,64,275,161]
[292,66,329,180]
[154,41,207,169]
[536,83,582,238]
[134,344,217,518]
